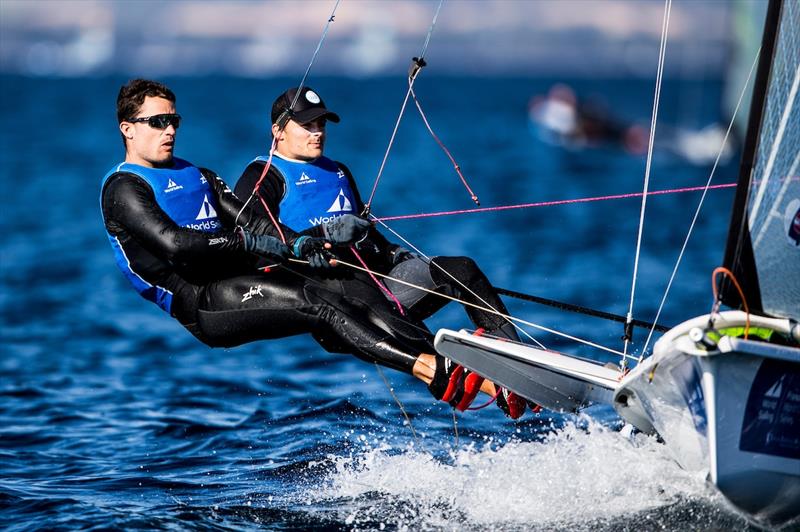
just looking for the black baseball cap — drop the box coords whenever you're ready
[271,86,340,126]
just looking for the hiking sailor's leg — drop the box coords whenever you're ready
[384,256,520,342]
[429,256,520,342]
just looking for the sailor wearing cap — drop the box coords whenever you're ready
[234,87,530,418]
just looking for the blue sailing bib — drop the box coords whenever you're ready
[100,158,222,313]
[257,155,358,231]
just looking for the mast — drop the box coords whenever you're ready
[719,0,783,313]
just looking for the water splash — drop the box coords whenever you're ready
[304,418,740,531]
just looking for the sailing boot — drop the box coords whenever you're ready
[428,355,484,411]
[496,387,527,419]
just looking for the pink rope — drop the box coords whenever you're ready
[349,245,406,316]
[375,182,737,222]
[410,87,480,206]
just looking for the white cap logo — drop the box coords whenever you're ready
[305,90,321,104]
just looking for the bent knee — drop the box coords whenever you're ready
[430,255,482,284]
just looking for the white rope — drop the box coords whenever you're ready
[418,0,444,60]
[639,47,762,359]
[290,0,342,111]
[374,362,421,446]
[364,0,444,211]
[623,0,672,361]
[321,257,633,360]
[235,0,341,226]
[370,215,547,350]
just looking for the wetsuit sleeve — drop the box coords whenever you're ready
[102,172,251,265]
[233,160,325,239]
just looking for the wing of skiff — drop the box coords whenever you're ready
[434,329,622,413]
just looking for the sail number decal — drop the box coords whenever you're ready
[740,359,800,459]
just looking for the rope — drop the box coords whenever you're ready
[235,0,342,235]
[363,0,444,214]
[409,86,480,205]
[623,0,671,362]
[370,215,547,350]
[417,0,443,60]
[374,362,420,446]
[350,245,405,316]
[711,267,750,338]
[333,257,634,360]
[290,0,342,112]
[451,409,459,448]
[495,287,671,333]
[639,46,762,360]
[374,183,737,222]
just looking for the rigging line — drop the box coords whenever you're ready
[418,0,444,60]
[451,409,459,449]
[374,183,738,222]
[279,259,432,337]
[350,244,406,316]
[494,288,671,333]
[409,86,480,205]
[362,0,445,214]
[369,215,547,350]
[639,47,762,360]
[374,362,421,447]
[364,87,414,216]
[623,0,671,361]
[334,257,634,360]
[235,0,342,230]
[290,0,342,112]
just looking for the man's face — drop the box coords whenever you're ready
[274,118,326,161]
[120,96,177,167]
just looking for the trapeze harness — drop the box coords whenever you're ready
[100,158,222,314]
[254,154,358,231]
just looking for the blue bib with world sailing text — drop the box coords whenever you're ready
[257,154,358,231]
[100,158,222,313]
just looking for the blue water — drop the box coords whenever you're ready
[0,76,772,530]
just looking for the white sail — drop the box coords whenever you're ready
[746,0,800,318]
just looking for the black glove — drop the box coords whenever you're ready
[321,214,371,244]
[239,229,290,261]
[293,236,335,268]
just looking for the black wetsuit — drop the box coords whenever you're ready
[235,159,520,340]
[101,165,434,373]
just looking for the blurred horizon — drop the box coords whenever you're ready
[0,0,760,79]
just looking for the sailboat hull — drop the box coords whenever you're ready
[614,312,800,523]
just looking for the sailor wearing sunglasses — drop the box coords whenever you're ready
[100,79,444,381]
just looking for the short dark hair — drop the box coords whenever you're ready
[117,79,175,145]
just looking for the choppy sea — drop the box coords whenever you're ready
[1,75,787,530]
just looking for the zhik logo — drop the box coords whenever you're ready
[241,285,264,302]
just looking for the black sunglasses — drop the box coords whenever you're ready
[128,113,181,129]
